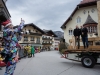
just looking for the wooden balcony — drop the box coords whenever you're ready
[23,40,41,44]
[24,32,42,36]
[42,37,53,40]
[42,42,52,45]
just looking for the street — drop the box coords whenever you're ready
[0,51,100,75]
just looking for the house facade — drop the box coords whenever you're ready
[61,0,100,45]
[18,23,45,48]
[42,30,57,50]
[53,37,60,50]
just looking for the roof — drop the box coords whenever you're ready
[2,0,11,18]
[80,0,97,4]
[43,29,57,37]
[61,0,97,29]
[83,14,97,26]
[43,29,50,33]
[13,23,45,34]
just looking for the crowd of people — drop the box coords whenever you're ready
[73,25,88,49]
[15,45,54,59]
[0,44,54,70]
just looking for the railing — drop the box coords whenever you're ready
[42,37,53,40]
[24,32,42,36]
[42,43,52,45]
[23,40,28,43]
[23,40,41,44]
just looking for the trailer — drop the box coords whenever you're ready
[61,46,100,68]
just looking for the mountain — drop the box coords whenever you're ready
[54,31,64,38]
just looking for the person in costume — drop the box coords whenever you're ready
[27,45,31,58]
[1,18,25,75]
[31,46,35,57]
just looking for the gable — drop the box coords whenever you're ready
[23,26,41,34]
[63,5,98,34]
[61,0,97,29]
[23,23,45,34]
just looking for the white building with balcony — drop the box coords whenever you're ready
[61,0,99,46]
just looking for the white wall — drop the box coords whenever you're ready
[63,5,98,44]
[53,40,60,50]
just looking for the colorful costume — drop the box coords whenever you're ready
[27,46,31,57]
[1,19,25,75]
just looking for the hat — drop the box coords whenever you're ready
[1,20,12,27]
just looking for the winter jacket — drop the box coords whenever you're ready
[73,28,81,37]
[81,27,88,37]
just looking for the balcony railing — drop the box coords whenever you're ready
[23,40,28,43]
[23,40,41,44]
[24,32,42,36]
[42,43,52,45]
[42,37,53,40]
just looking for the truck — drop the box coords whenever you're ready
[61,37,100,68]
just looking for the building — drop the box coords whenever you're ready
[61,0,100,45]
[42,30,57,50]
[0,0,11,37]
[17,23,45,48]
[53,37,60,50]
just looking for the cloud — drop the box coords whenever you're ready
[6,0,81,31]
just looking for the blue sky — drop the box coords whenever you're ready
[6,0,81,31]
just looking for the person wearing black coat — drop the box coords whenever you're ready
[73,26,81,49]
[81,26,88,49]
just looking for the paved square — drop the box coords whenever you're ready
[0,51,100,75]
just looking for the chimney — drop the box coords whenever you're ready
[97,0,100,37]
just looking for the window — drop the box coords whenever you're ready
[31,37,34,41]
[95,27,97,33]
[36,37,40,43]
[24,36,28,41]
[50,41,52,43]
[91,9,95,13]
[83,10,86,14]
[77,16,81,23]
[69,30,71,35]
[69,28,73,35]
